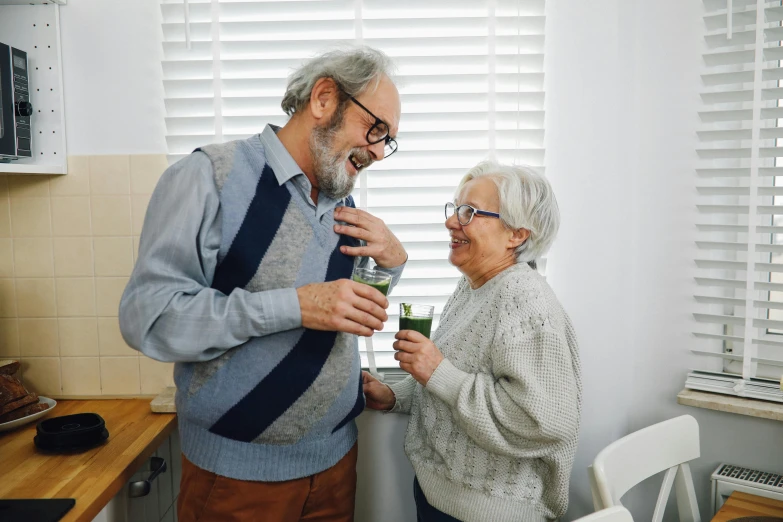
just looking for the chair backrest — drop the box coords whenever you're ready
[590,415,701,522]
[574,506,635,522]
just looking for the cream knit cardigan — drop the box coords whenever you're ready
[389,263,582,522]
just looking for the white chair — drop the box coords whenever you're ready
[573,506,635,522]
[588,415,701,522]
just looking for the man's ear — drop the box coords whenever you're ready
[509,228,530,249]
[309,77,340,123]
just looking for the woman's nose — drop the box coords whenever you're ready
[445,213,460,230]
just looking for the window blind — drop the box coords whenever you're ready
[160,0,546,368]
[692,0,783,398]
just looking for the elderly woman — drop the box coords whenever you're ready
[363,161,582,522]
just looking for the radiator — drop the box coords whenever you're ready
[711,464,783,516]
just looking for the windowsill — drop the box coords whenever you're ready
[677,388,783,422]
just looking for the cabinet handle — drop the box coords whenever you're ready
[128,457,167,498]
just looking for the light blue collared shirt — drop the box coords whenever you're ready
[260,124,342,220]
[119,125,405,363]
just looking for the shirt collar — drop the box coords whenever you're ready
[259,124,305,186]
[258,124,344,215]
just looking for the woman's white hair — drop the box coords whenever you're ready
[457,161,560,266]
[281,46,396,116]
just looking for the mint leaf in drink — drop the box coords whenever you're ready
[402,303,412,317]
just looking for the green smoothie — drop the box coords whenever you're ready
[352,275,390,296]
[399,316,433,338]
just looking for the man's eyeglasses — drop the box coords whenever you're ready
[345,95,398,158]
[445,202,501,226]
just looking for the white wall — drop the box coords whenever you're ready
[545,0,639,516]
[621,1,783,519]
[60,0,166,155]
[546,1,783,520]
[55,1,783,521]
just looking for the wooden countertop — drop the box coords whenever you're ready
[0,399,176,522]
[711,491,783,522]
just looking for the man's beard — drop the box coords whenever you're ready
[310,104,373,200]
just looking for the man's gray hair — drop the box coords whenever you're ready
[457,161,560,265]
[281,46,396,116]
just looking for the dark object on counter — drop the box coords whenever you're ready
[0,359,20,375]
[0,392,37,416]
[0,498,75,522]
[0,361,49,424]
[0,374,28,406]
[1,400,48,424]
[34,413,108,451]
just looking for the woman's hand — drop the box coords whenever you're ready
[362,371,396,411]
[393,331,445,386]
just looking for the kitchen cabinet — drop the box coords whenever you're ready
[93,427,182,522]
[0,399,177,521]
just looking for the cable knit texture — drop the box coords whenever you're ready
[389,263,582,522]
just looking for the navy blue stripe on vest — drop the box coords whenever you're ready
[208,233,359,442]
[332,379,364,434]
[211,164,290,295]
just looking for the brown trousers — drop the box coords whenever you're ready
[177,444,358,522]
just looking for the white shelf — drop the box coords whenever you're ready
[0,162,66,175]
[0,1,66,5]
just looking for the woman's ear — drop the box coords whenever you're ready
[509,228,530,249]
[309,77,339,122]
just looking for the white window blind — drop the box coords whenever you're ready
[160,0,546,368]
[691,0,783,399]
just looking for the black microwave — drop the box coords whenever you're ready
[0,42,32,162]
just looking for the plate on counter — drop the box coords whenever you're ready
[0,397,56,432]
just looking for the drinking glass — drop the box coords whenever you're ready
[352,267,393,380]
[399,303,434,339]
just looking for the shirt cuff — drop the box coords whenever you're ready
[376,257,406,278]
[425,358,469,408]
[254,288,302,334]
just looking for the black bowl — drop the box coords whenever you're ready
[34,413,108,451]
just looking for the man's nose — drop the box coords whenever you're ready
[368,140,385,161]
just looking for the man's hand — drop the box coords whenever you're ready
[333,206,407,268]
[393,330,445,386]
[296,279,388,337]
[362,371,396,411]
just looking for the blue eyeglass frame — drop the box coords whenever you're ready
[445,202,501,226]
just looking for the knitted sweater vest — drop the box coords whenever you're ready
[174,136,364,481]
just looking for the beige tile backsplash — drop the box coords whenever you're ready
[0,239,13,278]
[13,238,54,277]
[0,155,174,397]
[0,318,19,357]
[51,196,92,237]
[58,317,98,357]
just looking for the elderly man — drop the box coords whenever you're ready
[119,46,406,522]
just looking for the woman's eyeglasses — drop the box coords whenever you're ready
[445,202,501,226]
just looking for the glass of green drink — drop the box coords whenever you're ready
[352,267,392,296]
[399,303,434,339]
[352,267,392,381]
